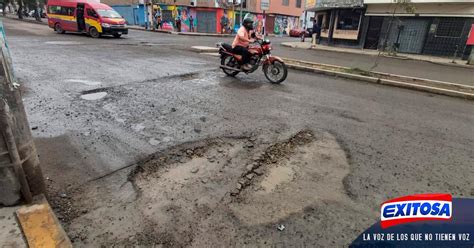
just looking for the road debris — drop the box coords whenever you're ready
[277,224,285,231]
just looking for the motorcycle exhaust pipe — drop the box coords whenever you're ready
[219,65,242,72]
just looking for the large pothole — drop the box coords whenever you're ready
[56,130,375,247]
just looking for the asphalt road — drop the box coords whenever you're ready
[3,18,474,246]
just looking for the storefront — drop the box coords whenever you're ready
[317,8,364,41]
[364,2,474,58]
[306,0,366,47]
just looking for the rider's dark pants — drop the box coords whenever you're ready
[232,46,251,65]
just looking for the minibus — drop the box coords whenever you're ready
[47,0,128,38]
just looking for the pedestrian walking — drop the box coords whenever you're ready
[157,16,162,30]
[175,15,181,32]
[220,15,228,34]
[312,19,321,45]
[153,11,159,29]
[189,15,194,32]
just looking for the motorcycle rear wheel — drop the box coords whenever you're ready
[263,61,288,84]
[221,55,240,77]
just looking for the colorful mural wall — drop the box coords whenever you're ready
[154,5,198,32]
[152,5,235,33]
[242,12,299,35]
[216,9,235,34]
[274,15,298,35]
[144,4,300,34]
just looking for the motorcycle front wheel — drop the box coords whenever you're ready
[263,61,288,84]
[221,55,240,77]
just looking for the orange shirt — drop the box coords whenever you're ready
[232,26,250,48]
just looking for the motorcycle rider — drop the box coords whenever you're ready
[232,18,256,71]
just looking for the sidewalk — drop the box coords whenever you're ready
[2,14,47,25]
[0,206,26,247]
[0,197,73,247]
[281,41,474,69]
[128,25,234,37]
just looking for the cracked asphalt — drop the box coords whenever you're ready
[3,17,474,246]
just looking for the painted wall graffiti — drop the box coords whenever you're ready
[150,5,299,35]
[241,13,264,34]
[217,9,235,34]
[274,15,298,35]
[153,4,236,33]
[153,5,197,32]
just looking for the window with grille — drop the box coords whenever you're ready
[435,18,465,38]
[282,0,289,6]
[296,0,302,8]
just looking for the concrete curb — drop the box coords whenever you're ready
[16,195,72,247]
[128,26,233,37]
[280,42,474,70]
[284,57,474,90]
[285,62,474,100]
[194,50,474,100]
[177,32,233,37]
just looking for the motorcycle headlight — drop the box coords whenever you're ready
[101,23,111,28]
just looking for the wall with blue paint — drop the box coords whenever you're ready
[111,4,146,26]
[111,5,138,25]
[137,4,145,26]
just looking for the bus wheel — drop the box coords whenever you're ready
[55,23,65,34]
[113,33,122,38]
[89,27,100,38]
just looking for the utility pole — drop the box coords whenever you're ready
[144,2,148,29]
[468,48,474,65]
[239,0,243,25]
[232,1,235,33]
[0,21,45,206]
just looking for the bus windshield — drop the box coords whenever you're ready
[97,9,121,18]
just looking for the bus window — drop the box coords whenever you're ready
[48,6,61,14]
[87,8,98,18]
[61,7,75,16]
[47,6,74,16]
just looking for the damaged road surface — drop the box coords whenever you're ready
[60,130,373,247]
[5,18,474,247]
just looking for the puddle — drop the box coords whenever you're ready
[165,72,201,82]
[183,61,207,66]
[45,41,83,45]
[66,79,102,86]
[219,76,263,89]
[81,92,107,101]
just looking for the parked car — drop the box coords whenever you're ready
[289,28,313,38]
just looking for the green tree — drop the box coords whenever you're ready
[0,0,11,16]
[11,0,45,21]
[371,0,416,70]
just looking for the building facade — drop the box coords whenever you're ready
[100,0,304,34]
[305,0,366,46]
[240,0,304,35]
[363,0,474,59]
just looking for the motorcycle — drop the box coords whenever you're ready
[217,38,288,84]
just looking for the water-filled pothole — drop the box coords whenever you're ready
[66,79,102,86]
[81,92,107,100]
